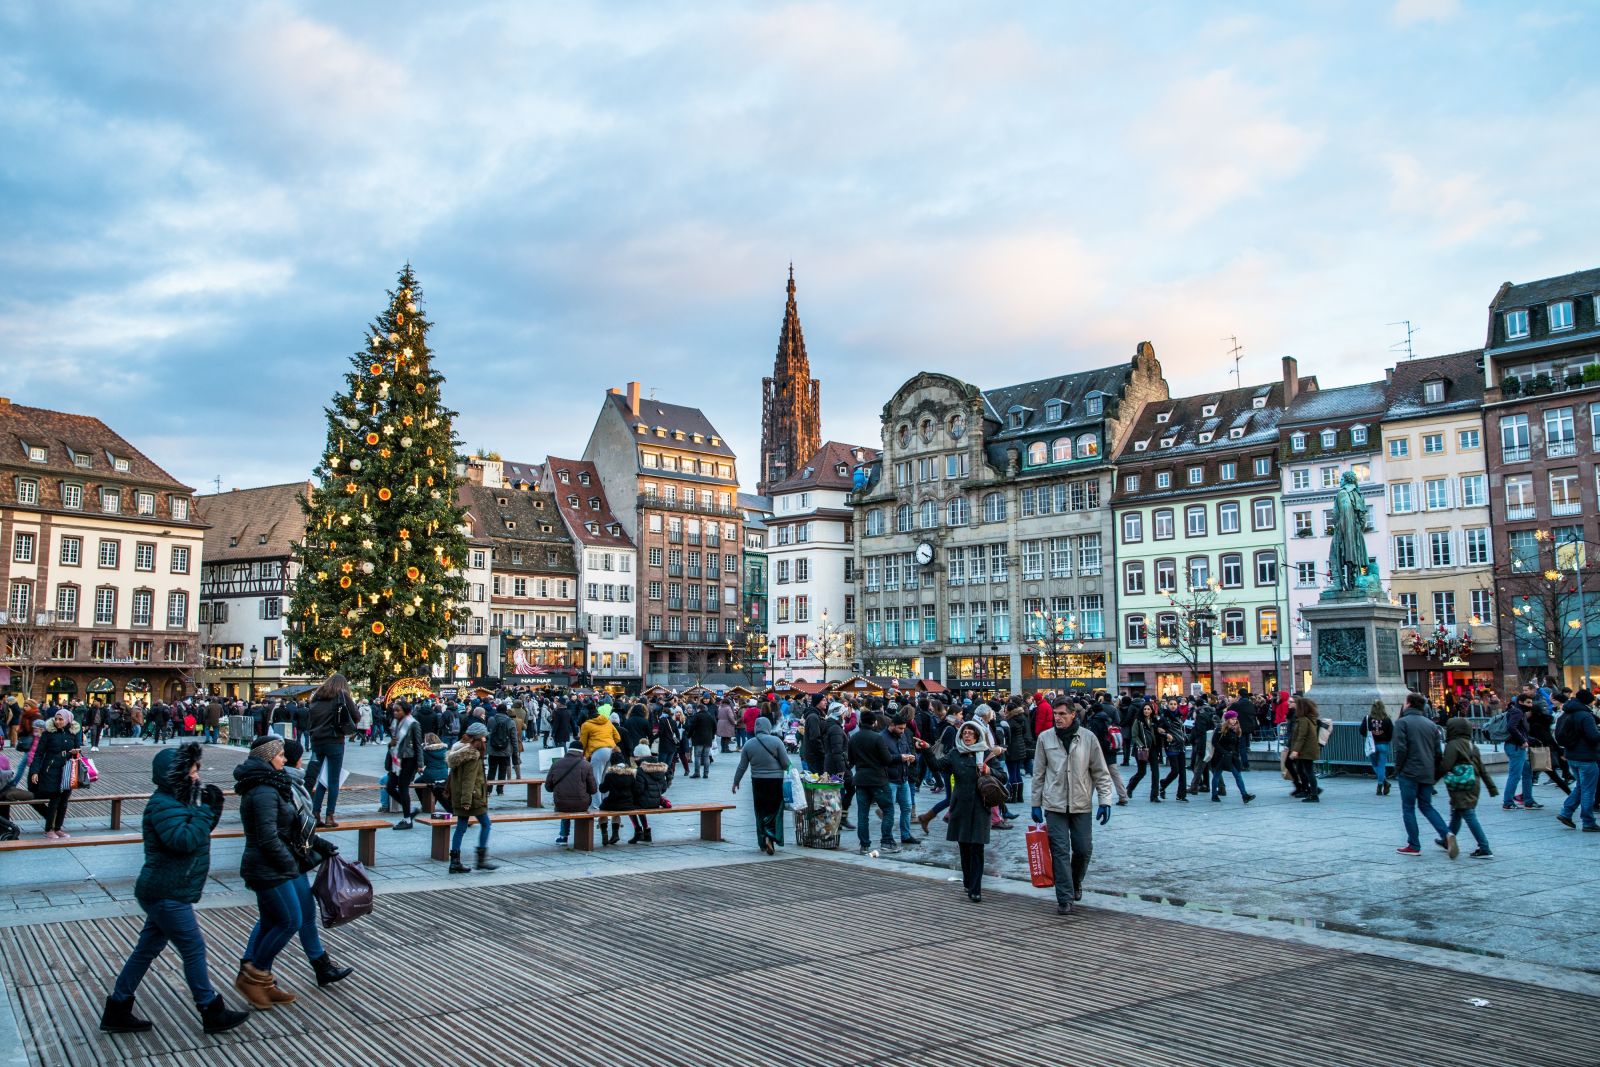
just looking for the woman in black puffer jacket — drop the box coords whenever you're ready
[29,708,84,838]
[232,736,335,1010]
[304,673,360,827]
[629,742,670,844]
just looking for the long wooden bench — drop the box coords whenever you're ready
[0,818,390,867]
[419,803,733,860]
[1,793,190,830]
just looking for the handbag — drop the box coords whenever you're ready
[79,757,98,785]
[311,853,373,928]
[1136,746,1150,763]
[976,770,1009,808]
[1025,822,1054,888]
[60,759,81,791]
[1529,745,1552,773]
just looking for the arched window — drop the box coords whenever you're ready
[1052,438,1072,462]
[894,504,912,532]
[864,509,884,536]
[982,492,1006,523]
[946,497,970,526]
[919,500,938,529]
[1027,441,1048,466]
[1075,433,1099,459]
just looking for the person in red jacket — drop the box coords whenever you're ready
[1033,691,1054,739]
[1272,689,1292,726]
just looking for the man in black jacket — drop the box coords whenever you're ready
[847,711,897,855]
[688,703,718,778]
[1557,689,1600,831]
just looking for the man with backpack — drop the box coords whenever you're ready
[486,705,517,795]
[1555,690,1600,832]
[1392,692,1454,856]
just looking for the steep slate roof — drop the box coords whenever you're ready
[980,366,1131,439]
[0,400,191,490]
[766,440,879,494]
[461,483,574,568]
[607,392,735,458]
[1280,380,1388,426]
[1116,377,1310,461]
[196,482,310,561]
[1383,349,1484,420]
[1492,268,1600,312]
[501,459,543,487]
[543,456,634,550]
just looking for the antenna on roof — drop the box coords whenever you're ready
[1387,320,1419,361]
[1222,336,1244,389]
[212,476,222,495]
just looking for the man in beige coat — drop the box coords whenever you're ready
[1031,703,1115,915]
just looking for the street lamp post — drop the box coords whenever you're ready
[1191,609,1217,697]
[248,644,258,701]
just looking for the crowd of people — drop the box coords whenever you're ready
[6,667,1587,1039]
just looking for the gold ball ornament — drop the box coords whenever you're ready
[378,488,392,501]
[371,621,385,635]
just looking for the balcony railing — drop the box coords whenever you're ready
[666,599,683,611]
[1552,501,1584,516]
[1506,505,1537,520]
[647,629,664,641]
[637,493,742,519]
[667,530,683,543]
[687,532,701,545]
[1548,440,1578,458]
[1502,446,1530,463]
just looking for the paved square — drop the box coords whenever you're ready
[2,858,1596,1067]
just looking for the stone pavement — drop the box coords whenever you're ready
[2,857,1598,1067]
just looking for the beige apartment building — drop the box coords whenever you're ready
[0,399,204,704]
[1380,351,1500,698]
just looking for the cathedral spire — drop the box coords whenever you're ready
[759,266,822,495]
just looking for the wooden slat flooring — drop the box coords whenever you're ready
[1,858,1595,1067]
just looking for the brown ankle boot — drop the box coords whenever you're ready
[916,810,934,833]
[234,963,280,1010]
[259,969,296,1005]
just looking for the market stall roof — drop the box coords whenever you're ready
[264,684,318,699]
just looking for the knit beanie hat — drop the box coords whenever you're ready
[251,735,285,762]
[283,739,305,765]
[466,722,489,738]
[633,742,652,759]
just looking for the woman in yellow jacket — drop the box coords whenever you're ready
[578,707,621,810]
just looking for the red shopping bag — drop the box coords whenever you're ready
[1025,823,1054,888]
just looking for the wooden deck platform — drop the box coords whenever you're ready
[0,859,1594,1066]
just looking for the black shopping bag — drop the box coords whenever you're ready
[312,854,374,929]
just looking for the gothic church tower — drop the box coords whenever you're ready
[757,267,821,494]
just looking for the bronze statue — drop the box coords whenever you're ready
[1328,471,1370,592]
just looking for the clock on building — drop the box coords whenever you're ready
[914,541,935,566]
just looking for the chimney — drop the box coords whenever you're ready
[626,381,641,417]
[0,397,9,406]
[1282,356,1299,405]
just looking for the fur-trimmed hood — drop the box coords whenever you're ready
[446,741,482,770]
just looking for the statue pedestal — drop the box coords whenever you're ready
[1303,595,1411,723]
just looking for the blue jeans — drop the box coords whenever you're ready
[1503,743,1533,806]
[1211,766,1248,797]
[242,874,323,967]
[855,781,892,848]
[250,879,303,972]
[112,899,218,1007]
[890,780,915,839]
[203,725,219,745]
[1560,760,1599,828]
[1398,776,1451,850]
[1448,807,1490,851]
[451,811,492,851]
[1370,742,1390,782]
[308,743,346,818]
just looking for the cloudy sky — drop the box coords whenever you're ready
[4,1,1596,494]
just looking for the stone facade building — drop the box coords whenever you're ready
[1113,362,1304,698]
[542,456,641,691]
[1482,267,1600,689]
[583,382,745,686]
[0,399,203,705]
[852,345,1168,692]
[758,269,821,495]
[464,483,577,685]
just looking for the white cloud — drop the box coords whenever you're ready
[1392,0,1460,26]
[1383,152,1531,247]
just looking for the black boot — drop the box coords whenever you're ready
[100,994,153,1034]
[628,825,642,844]
[312,953,354,988]
[199,995,251,1035]
[448,850,471,874]
[641,827,652,843]
[474,847,499,871]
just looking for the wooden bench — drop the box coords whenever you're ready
[1,793,178,831]
[0,818,390,867]
[419,803,733,860]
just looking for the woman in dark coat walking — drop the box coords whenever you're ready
[1125,704,1162,802]
[303,673,359,827]
[232,736,336,1010]
[101,743,251,1036]
[937,721,999,902]
[29,708,83,838]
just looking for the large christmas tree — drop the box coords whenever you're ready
[288,266,471,695]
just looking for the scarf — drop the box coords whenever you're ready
[282,766,318,849]
[1053,721,1080,748]
[954,729,989,755]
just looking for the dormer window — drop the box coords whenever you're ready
[1084,394,1103,416]
[73,452,92,468]
[567,495,578,506]
[588,497,600,510]
[1006,407,1026,430]
[1155,412,1170,423]
[1351,425,1369,445]
[497,496,509,506]
[1155,471,1171,489]
[1290,432,1307,452]
[228,536,238,547]
[691,433,703,443]
[1230,427,1245,439]
[1133,440,1148,452]
[258,534,268,545]
[1252,397,1266,409]
[26,445,45,463]
[1549,300,1575,332]
[506,520,517,530]
[558,470,569,483]
[710,436,721,446]
[113,457,130,473]
[654,427,666,437]
[1045,399,1064,422]
[541,524,553,533]
[1320,429,1337,448]
[533,499,544,509]
[586,522,599,534]
[1504,309,1530,340]
[1159,436,1175,448]
[579,473,590,485]
[1198,432,1213,443]
[1202,404,1217,417]
[836,463,848,476]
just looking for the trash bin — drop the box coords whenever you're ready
[795,778,844,849]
